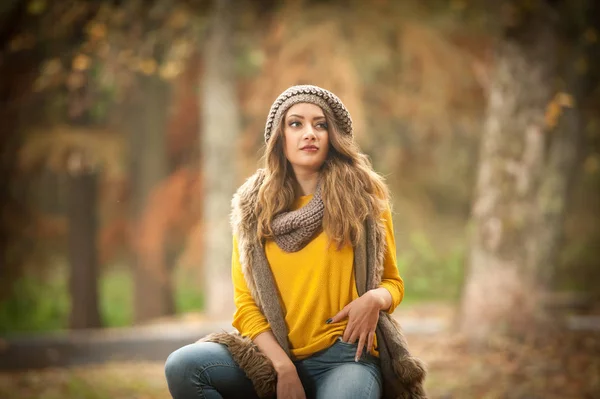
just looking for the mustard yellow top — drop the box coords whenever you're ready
[231,194,404,360]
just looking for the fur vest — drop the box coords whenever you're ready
[199,170,427,398]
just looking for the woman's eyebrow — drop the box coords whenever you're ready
[288,114,326,120]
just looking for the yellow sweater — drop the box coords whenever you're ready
[231,195,404,359]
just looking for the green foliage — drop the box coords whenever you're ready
[99,268,132,327]
[64,376,110,399]
[397,231,466,303]
[0,273,68,334]
[0,265,205,334]
[175,269,205,314]
[0,233,465,334]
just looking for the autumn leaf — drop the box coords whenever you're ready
[556,92,574,108]
[86,22,107,41]
[72,54,92,71]
[138,59,158,76]
[159,62,182,80]
[545,92,575,129]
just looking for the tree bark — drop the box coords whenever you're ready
[130,76,175,323]
[459,6,557,343]
[532,61,585,289]
[67,167,102,329]
[201,0,240,317]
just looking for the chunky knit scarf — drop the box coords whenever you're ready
[271,182,324,252]
[198,170,427,399]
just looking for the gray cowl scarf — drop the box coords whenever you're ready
[198,169,427,398]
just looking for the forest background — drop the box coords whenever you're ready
[0,0,599,398]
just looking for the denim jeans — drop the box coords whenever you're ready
[164,338,382,399]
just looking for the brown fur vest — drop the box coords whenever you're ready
[199,170,427,398]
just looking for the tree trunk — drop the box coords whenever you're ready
[131,76,175,323]
[67,167,102,329]
[532,54,585,289]
[459,7,557,343]
[201,0,240,317]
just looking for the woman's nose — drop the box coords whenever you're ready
[303,125,317,140]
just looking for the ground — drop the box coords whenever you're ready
[1,304,599,399]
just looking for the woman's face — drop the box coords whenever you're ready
[282,103,330,174]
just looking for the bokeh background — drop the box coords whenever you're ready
[0,0,599,398]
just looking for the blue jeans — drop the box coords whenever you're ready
[165,338,382,398]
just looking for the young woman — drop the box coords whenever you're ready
[165,85,426,399]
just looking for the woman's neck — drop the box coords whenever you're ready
[293,170,320,197]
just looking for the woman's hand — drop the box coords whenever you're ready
[328,288,392,361]
[276,364,306,399]
[253,331,305,398]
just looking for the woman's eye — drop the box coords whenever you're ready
[317,123,328,129]
[289,121,301,127]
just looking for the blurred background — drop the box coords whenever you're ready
[0,0,599,398]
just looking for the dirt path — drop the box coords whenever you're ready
[0,303,452,371]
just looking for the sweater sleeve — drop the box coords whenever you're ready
[378,203,405,314]
[231,235,271,339]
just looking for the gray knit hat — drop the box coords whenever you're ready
[264,85,353,143]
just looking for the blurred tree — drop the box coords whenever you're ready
[0,0,31,294]
[3,0,206,330]
[201,0,239,316]
[460,0,598,343]
[66,155,102,329]
[65,30,103,330]
[129,75,175,323]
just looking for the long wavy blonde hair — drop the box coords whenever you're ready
[256,105,390,248]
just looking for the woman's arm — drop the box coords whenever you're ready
[378,203,404,313]
[253,331,295,374]
[231,236,305,398]
[327,202,404,360]
[231,235,271,338]
[253,324,305,398]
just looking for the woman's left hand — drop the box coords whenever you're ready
[327,290,387,362]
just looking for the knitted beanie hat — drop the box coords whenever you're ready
[264,85,353,143]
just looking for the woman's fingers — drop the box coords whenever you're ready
[355,333,367,362]
[327,305,349,324]
[348,329,361,344]
[342,322,353,342]
[367,331,375,354]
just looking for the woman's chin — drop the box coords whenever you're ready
[290,161,325,173]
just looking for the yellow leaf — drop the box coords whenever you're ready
[72,54,92,71]
[159,62,182,80]
[139,59,157,76]
[87,22,107,40]
[544,101,561,129]
[556,92,574,108]
[545,92,575,129]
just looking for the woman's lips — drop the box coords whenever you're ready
[301,146,318,152]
